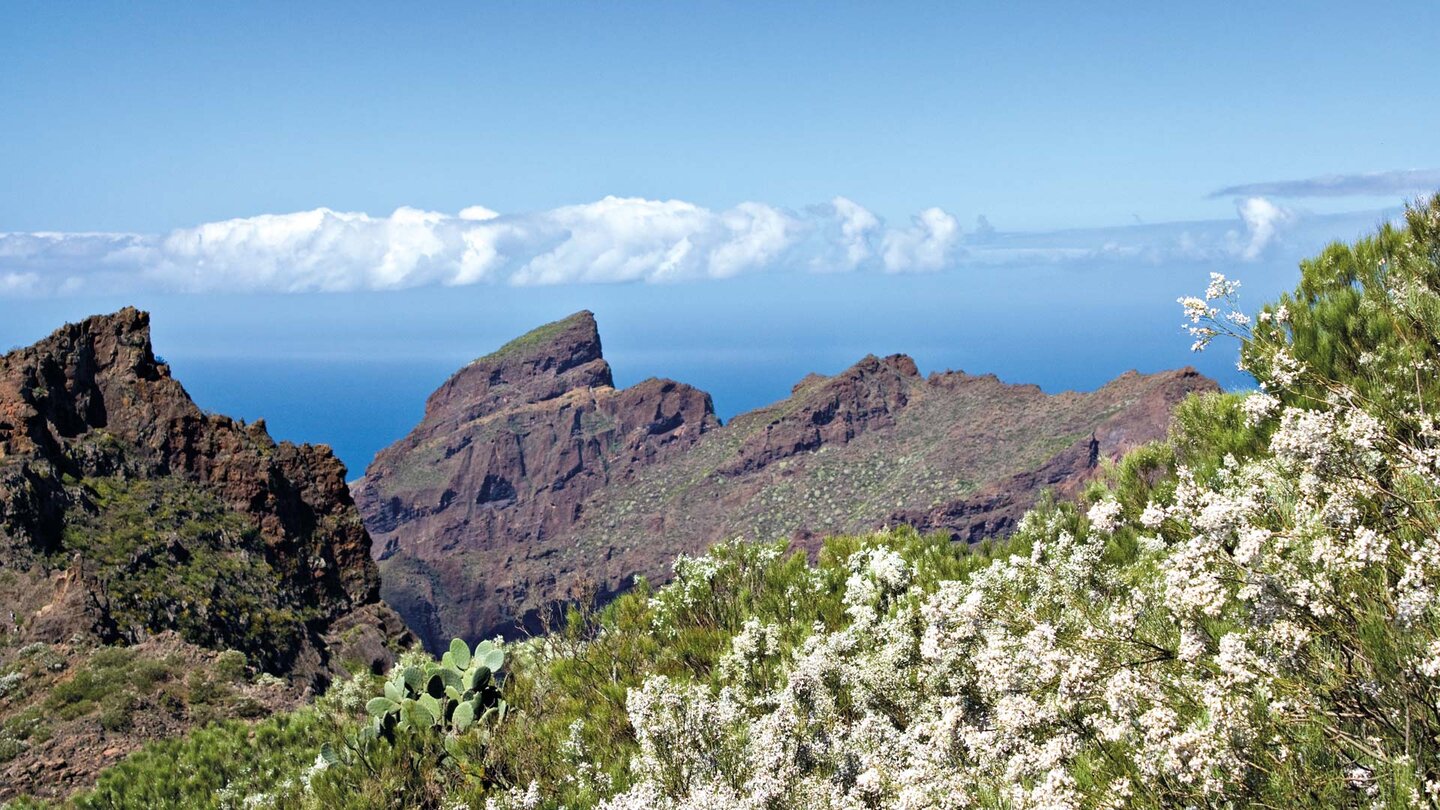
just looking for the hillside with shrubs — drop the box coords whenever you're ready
[9,195,1440,808]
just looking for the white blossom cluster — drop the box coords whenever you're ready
[1178,273,1248,351]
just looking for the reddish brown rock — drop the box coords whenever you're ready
[889,368,1215,540]
[357,312,1219,650]
[719,354,918,476]
[0,308,411,683]
[354,312,719,648]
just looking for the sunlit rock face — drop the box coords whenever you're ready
[358,311,1217,651]
[0,308,412,684]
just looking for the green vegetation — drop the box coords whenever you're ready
[76,709,329,810]
[474,311,591,365]
[1247,197,1440,418]
[40,529,997,809]
[56,476,311,670]
[364,638,507,743]
[0,641,266,786]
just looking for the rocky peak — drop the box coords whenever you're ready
[360,312,1217,651]
[721,352,921,475]
[423,311,614,424]
[355,312,721,649]
[0,307,161,457]
[0,309,411,685]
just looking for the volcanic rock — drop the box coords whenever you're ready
[0,308,411,681]
[357,312,1218,650]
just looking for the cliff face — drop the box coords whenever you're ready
[0,308,410,683]
[358,312,1219,651]
[353,312,720,648]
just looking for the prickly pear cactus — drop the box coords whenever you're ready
[364,638,508,745]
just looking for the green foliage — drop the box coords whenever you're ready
[73,710,329,810]
[1168,391,1270,476]
[362,638,507,746]
[253,642,517,808]
[1247,193,1440,423]
[213,650,248,683]
[43,648,182,726]
[57,476,311,670]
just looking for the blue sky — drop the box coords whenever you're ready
[2,2,1438,472]
[4,2,1437,231]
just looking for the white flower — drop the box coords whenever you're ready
[1241,393,1280,426]
[1179,296,1215,323]
[1139,502,1167,529]
[1087,499,1123,534]
[1418,640,1440,679]
[1206,272,1241,301]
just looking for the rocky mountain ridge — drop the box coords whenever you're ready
[356,312,1218,650]
[0,308,409,678]
[0,308,411,799]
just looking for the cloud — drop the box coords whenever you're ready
[0,272,40,295]
[960,195,1310,267]
[2,197,964,295]
[1210,168,1440,199]
[880,207,961,272]
[1232,197,1296,260]
[795,197,884,274]
[0,193,1390,297]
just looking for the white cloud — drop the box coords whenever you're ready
[0,192,1388,297]
[1232,196,1296,261]
[1211,168,1440,199]
[457,205,499,221]
[828,196,882,270]
[0,197,969,295]
[881,207,961,272]
[511,197,720,285]
[0,272,40,295]
[708,202,798,279]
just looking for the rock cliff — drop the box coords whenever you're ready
[354,312,719,648]
[0,308,410,682]
[358,312,1218,650]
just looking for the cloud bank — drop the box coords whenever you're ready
[0,194,1344,297]
[1210,168,1440,199]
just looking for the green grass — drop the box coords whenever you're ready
[73,710,330,810]
[471,311,592,366]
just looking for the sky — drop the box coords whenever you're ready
[2,2,1438,473]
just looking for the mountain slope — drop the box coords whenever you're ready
[357,312,1217,649]
[0,308,411,799]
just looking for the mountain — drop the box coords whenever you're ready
[0,308,411,798]
[355,312,1217,650]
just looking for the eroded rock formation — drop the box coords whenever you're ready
[0,308,411,683]
[357,312,1218,650]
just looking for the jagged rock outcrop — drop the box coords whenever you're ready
[889,368,1213,541]
[354,312,719,648]
[719,354,918,475]
[0,308,411,682]
[358,312,1219,650]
